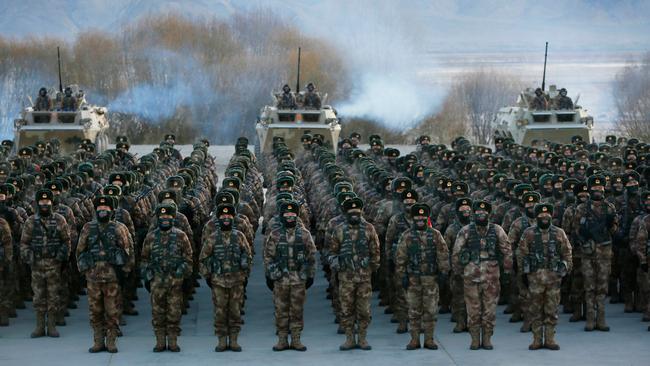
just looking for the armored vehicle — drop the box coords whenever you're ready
[13,84,110,154]
[493,84,594,146]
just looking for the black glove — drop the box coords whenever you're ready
[402,274,409,290]
[522,274,529,289]
[642,263,649,273]
[266,276,274,291]
[144,280,151,293]
[502,272,511,286]
[389,260,395,273]
[306,277,314,289]
[438,272,449,286]
[205,278,213,289]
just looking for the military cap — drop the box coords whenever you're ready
[93,195,115,210]
[336,191,356,205]
[384,148,400,158]
[301,133,312,143]
[334,181,353,194]
[573,181,589,195]
[116,142,130,150]
[539,173,554,185]
[276,175,295,189]
[455,197,473,211]
[562,178,579,191]
[115,135,129,144]
[350,132,361,140]
[103,184,122,197]
[166,175,185,189]
[36,189,53,202]
[342,197,363,212]
[215,191,235,206]
[46,180,62,192]
[401,188,419,202]
[624,171,640,184]
[109,172,127,186]
[473,200,492,214]
[164,134,176,141]
[276,192,293,202]
[514,183,533,196]
[587,175,606,189]
[624,161,637,171]
[451,181,469,194]
[280,200,300,215]
[391,177,412,192]
[157,189,178,203]
[1,140,13,147]
[215,203,235,217]
[522,191,542,204]
[156,203,177,217]
[534,203,554,217]
[19,147,33,157]
[411,203,431,217]
[78,162,95,178]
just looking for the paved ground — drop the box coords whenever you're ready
[0,145,648,365]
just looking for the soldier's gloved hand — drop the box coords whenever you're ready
[438,272,449,285]
[389,260,396,273]
[144,280,151,293]
[401,275,409,290]
[266,276,274,291]
[501,272,511,287]
[522,274,529,289]
[642,263,649,273]
[205,278,213,289]
[306,277,314,289]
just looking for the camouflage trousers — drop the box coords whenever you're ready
[391,273,408,322]
[638,269,650,317]
[330,271,341,320]
[515,273,530,319]
[569,256,584,306]
[151,277,183,336]
[406,276,439,332]
[451,274,466,323]
[582,246,612,310]
[617,247,639,304]
[87,281,120,333]
[211,283,244,336]
[339,276,372,332]
[0,264,11,315]
[464,276,500,330]
[31,259,63,314]
[273,282,306,333]
[527,270,562,327]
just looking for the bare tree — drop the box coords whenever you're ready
[614,53,650,141]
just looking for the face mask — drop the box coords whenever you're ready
[282,214,297,228]
[414,217,427,230]
[347,212,361,225]
[39,204,51,217]
[536,217,551,229]
[458,212,471,225]
[525,206,536,218]
[219,217,233,231]
[626,185,639,195]
[474,212,489,226]
[158,218,173,231]
[543,187,553,197]
[553,189,563,199]
[590,190,604,201]
[96,209,111,223]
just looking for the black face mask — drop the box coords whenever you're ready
[626,185,639,195]
[458,212,471,225]
[553,189,563,199]
[525,206,536,218]
[39,204,51,217]
[282,215,297,228]
[474,212,489,226]
[219,218,233,231]
[414,218,427,231]
[536,217,551,229]
[577,194,589,203]
[543,187,553,197]
[96,209,111,223]
[590,190,604,201]
[347,212,361,225]
[158,218,173,231]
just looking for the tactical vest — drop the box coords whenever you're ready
[86,222,125,266]
[526,226,562,273]
[407,229,438,276]
[209,223,242,275]
[150,229,181,275]
[275,226,306,273]
[583,201,611,244]
[31,216,64,260]
[460,223,498,266]
[390,213,411,259]
[339,223,370,271]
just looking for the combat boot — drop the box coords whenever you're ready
[153,332,166,352]
[88,329,106,353]
[469,327,480,350]
[339,330,356,351]
[56,311,66,326]
[215,336,228,352]
[406,329,421,350]
[273,332,290,351]
[290,330,306,351]
[519,319,531,333]
[106,330,118,353]
[229,332,242,352]
[453,316,467,333]
[595,306,610,331]
[624,293,635,313]
[0,312,9,326]
[569,301,583,322]
[396,321,408,334]
[46,312,60,337]
[30,311,46,338]
[544,326,560,350]
[584,308,595,331]
[608,280,620,303]
[357,329,371,350]
[423,324,438,350]
[509,310,523,323]
[15,299,26,310]
[481,328,493,350]
[528,325,543,350]
[167,335,180,352]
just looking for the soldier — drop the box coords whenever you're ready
[264,200,316,352]
[0,216,12,326]
[530,88,548,110]
[518,203,572,350]
[277,84,296,109]
[328,197,380,351]
[76,196,133,353]
[34,87,52,111]
[632,191,650,329]
[140,203,193,352]
[572,175,618,331]
[200,203,252,352]
[20,189,71,338]
[60,87,77,111]
[445,197,473,333]
[396,203,450,350]
[302,82,322,110]
[555,88,574,110]
[452,200,513,350]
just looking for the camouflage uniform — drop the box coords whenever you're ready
[0,218,13,325]
[385,211,412,331]
[632,213,650,326]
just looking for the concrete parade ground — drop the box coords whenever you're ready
[0,146,647,366]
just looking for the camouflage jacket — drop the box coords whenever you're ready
[20,213,71,266]
[76,220,134,283]
[328,219,380,282]
[199,224,251,288]
[0,217,12,265]
[517,225,572,278]
[396,227,450,279]
[140,227,193,282]
[263,224,316,285]
[452,223,513,282]
[572,200,618,248]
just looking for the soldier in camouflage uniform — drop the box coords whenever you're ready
[445,197,472,333]
[572,175,618,331]
[396,203,450,350]
[20,189,71,338]
[140,204,193,352]
[328,198,380,351]
[76,196,133,353]
[200,203,252,352]
[518,203,572,350]
[264,200,316,352]
[632,191,650,329]
[0,216,13,326]
[452,200,513,350]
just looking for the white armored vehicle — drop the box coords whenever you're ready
[492,84,594,146]
[13,84,110,154]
